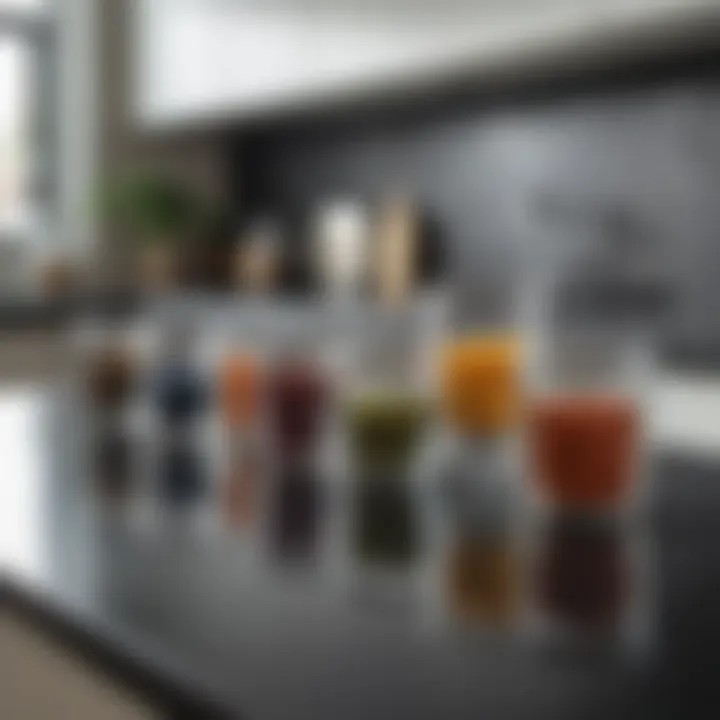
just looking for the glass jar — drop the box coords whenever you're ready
[152,322,209,429]
[87,344,135,413]
[266,331,331,461]
[217,320,267,433]
[441,332,521,438]
[526,329,648,513]
[345,304,435,580]
[234,220,282,295]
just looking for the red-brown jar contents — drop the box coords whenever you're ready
[529,395,639,509]
[87,348,135,411]
[537,516,628,631]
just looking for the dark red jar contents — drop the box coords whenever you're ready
[267,358,328,456]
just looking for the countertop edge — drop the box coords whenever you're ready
[1,576,238,720]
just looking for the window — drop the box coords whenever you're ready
[0,0,53,248]
[0,38,31,233]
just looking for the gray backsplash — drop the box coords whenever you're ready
[234,72,720,367]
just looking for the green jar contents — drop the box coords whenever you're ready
[347,391,427,569]
[347,392,428,473]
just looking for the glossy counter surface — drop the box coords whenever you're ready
[2,387,720,719]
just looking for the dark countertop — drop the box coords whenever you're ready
[3,387,720,719]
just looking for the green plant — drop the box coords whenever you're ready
[100,172,204,245]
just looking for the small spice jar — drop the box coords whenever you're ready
[233,220,282,294]
[152,324,208,430]
[217,327,265,432]
[441,332,521,437]
[346,307,432,573]
[87,346,135,412]
[266,348,330,460]
[527,331,646,513]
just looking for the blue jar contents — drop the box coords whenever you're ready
[153,362,208,427]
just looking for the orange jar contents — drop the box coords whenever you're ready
[441,335,520,436]
[529,395,639,509]
[218,355,263,428]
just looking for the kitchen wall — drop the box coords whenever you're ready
[232,60,720,361]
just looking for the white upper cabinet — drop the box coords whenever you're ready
[133,0,717,129]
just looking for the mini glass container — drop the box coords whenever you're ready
[266,344,331,461]
[441,332,521,438]
[87,345,135,413]
[234,220,282,294]
[345,305,434,579]
[217,321,266,433]
[526,330,648,513]
[152,324,209,430]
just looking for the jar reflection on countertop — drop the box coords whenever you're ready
[93,430,133,501]
[223,444,262,528]
[353,474,419,569]
[442,441,520,627]
[159,442,207,508]
[536,514,629,633]
[448,532,518,627]
[270,462,324,562]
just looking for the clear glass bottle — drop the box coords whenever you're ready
[344,302,436,606]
